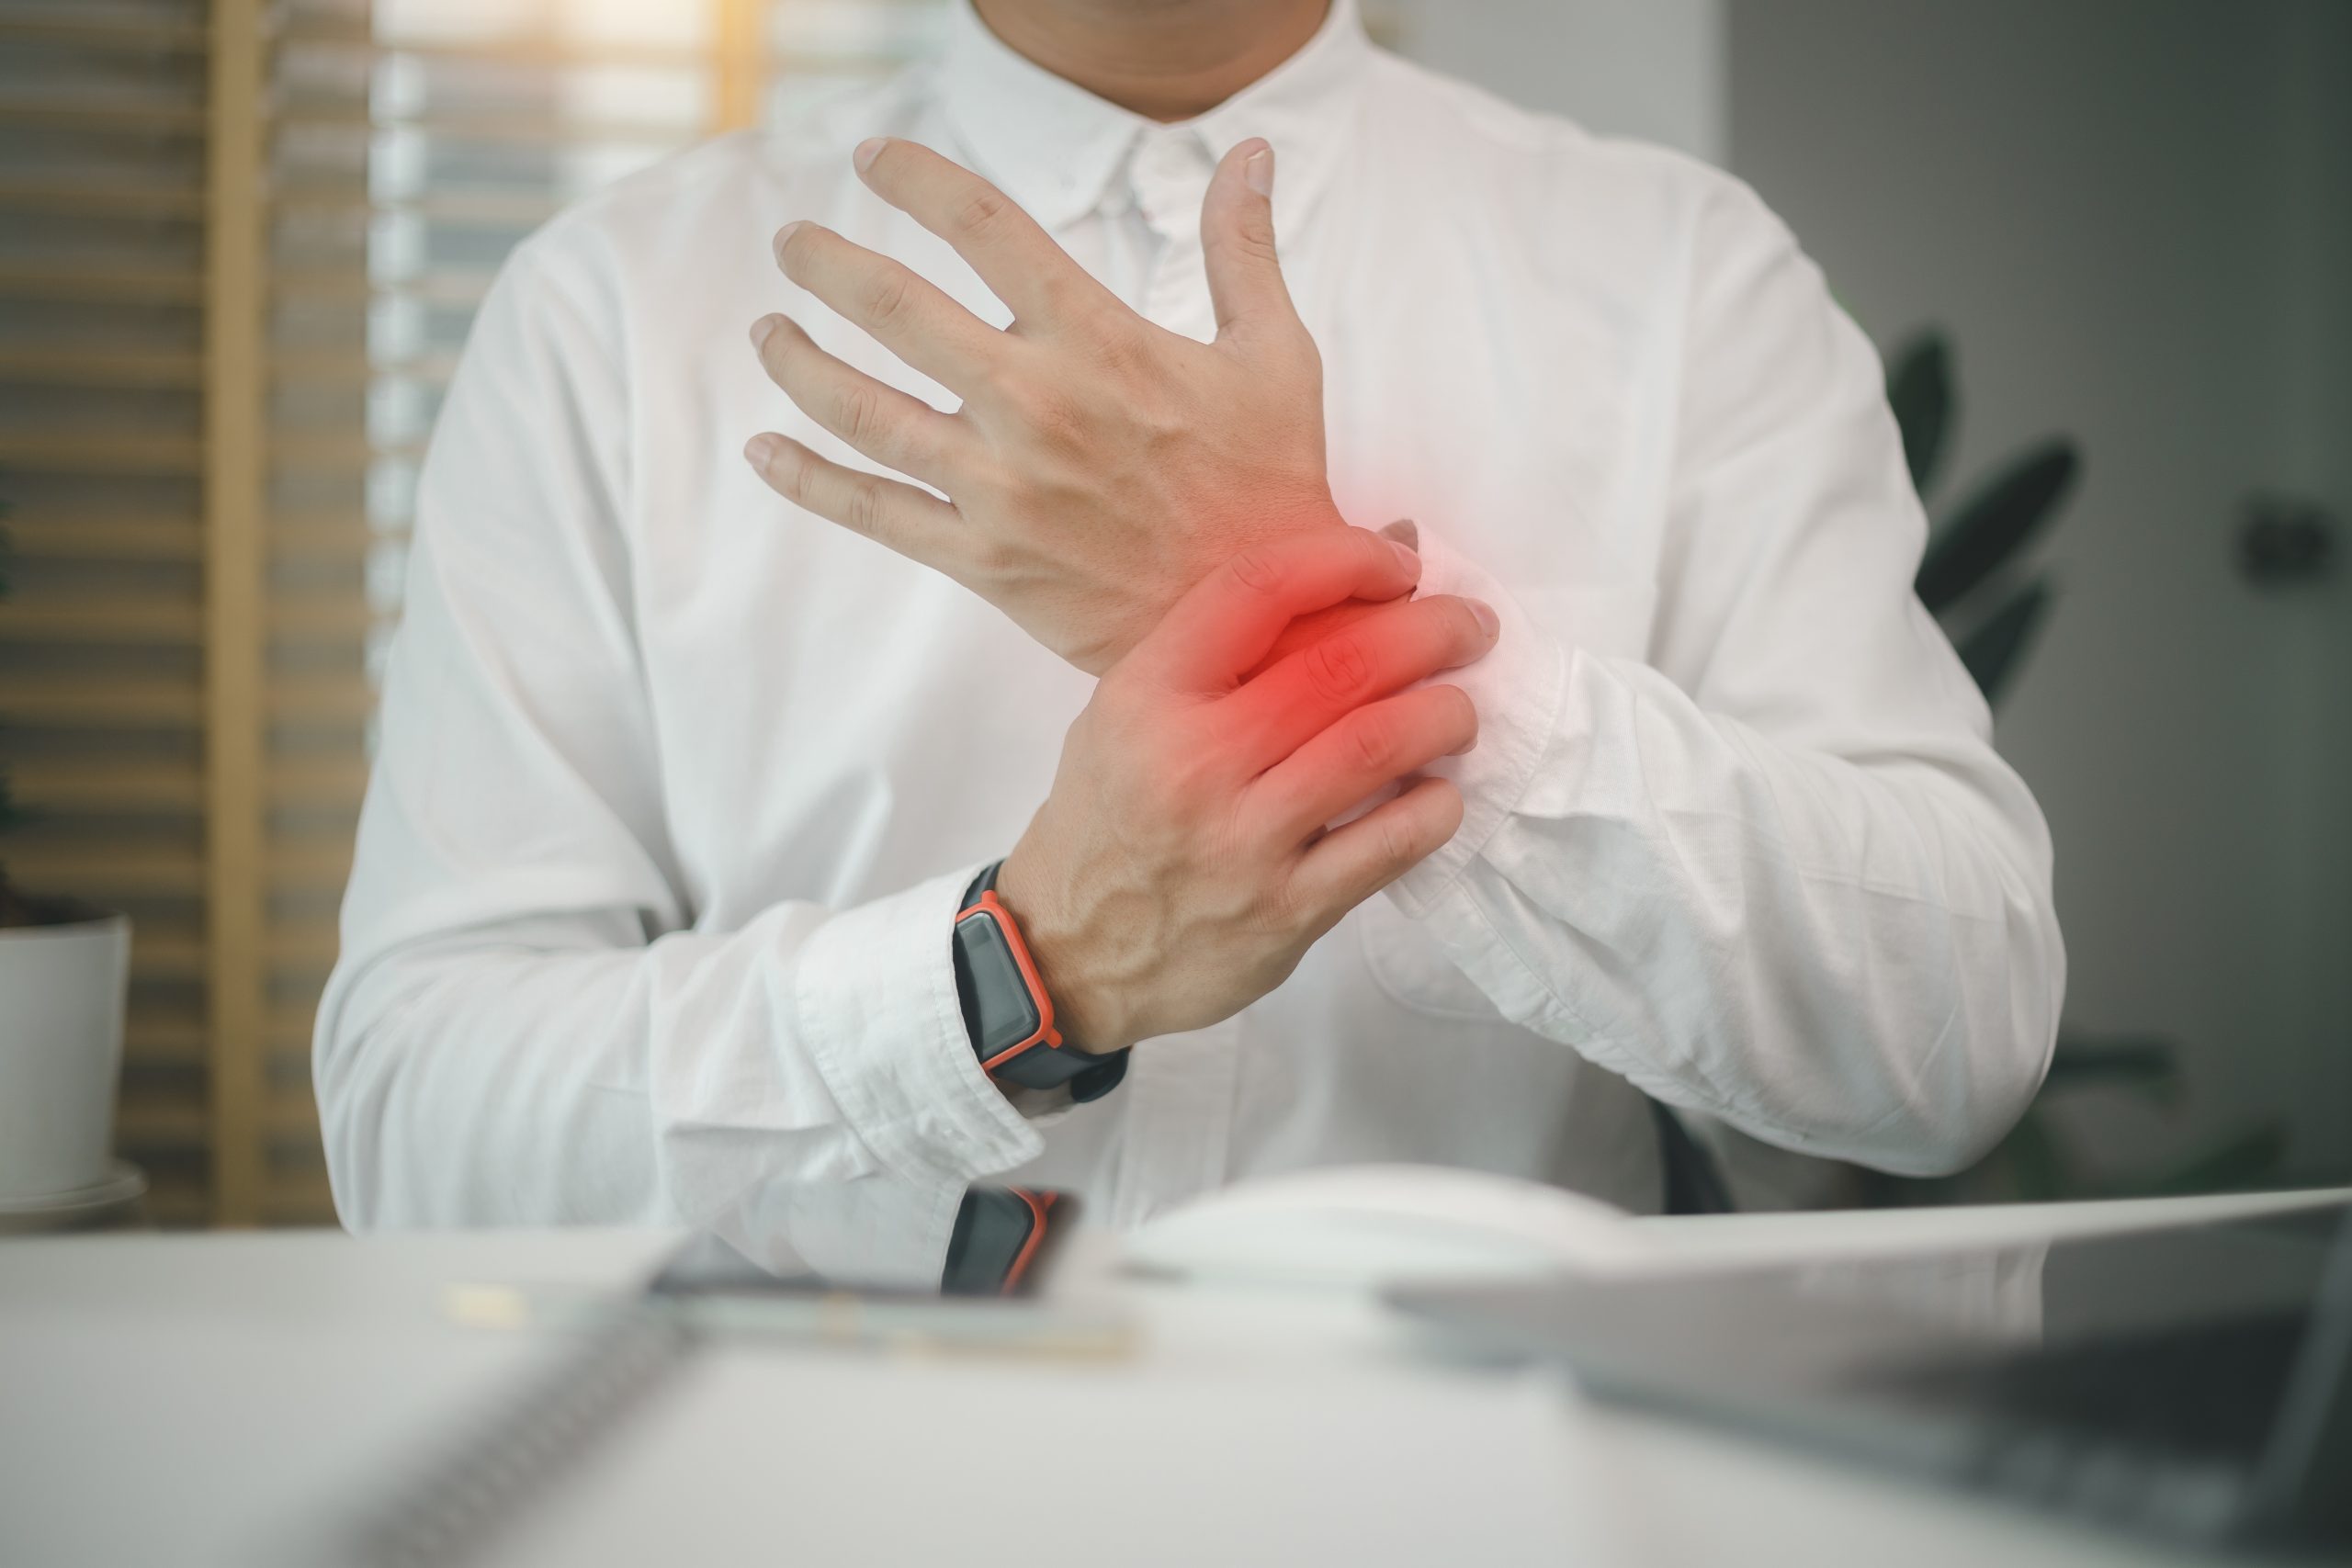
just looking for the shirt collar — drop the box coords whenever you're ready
[937,0,1372,236]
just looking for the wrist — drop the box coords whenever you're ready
[994,841,1130,1055]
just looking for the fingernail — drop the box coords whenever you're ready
[744,433,781,468]
[1389,538,1422,577]
[1468,599,1500,638]
[854,138,887,174]
[749,314,782,350]
[1244,143,1274,197]
[1379,518,1419,551]
[774,220,807,261]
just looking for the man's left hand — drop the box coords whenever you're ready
[745,135,1354,676]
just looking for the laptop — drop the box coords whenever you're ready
[1389,1199,2352,1553]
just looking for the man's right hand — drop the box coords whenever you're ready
[994,527,1498,1055]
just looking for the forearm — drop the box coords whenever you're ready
[315,872,1045,1228]
[1390,543,2064,1176]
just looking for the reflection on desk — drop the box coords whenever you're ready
[2,1179,2347,1568]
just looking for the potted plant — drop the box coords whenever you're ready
[1866,331,2285,1203]
[1682,333,2284,1210]
[0,499,137,1223]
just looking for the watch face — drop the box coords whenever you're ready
[956,909,1045,1063]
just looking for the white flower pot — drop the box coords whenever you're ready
[0,910,130,1202]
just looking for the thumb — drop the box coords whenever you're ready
[1201,137,1303,347]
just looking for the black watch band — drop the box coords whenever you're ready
[953,863,1129,1103]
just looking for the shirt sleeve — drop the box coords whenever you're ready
[1387,175,2066,1178]
[312,238,1043,1229]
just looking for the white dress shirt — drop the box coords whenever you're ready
[316,0,2064,1229]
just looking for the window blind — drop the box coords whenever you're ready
[1,0,949,1224]
[0,0,216,1224]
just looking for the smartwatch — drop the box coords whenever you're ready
[952,862,1129,1102]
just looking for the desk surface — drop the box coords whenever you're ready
[3,1187,2345,1568]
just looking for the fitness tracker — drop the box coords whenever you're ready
[952,862,1129,1102]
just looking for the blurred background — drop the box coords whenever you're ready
[0,0,2342,1226]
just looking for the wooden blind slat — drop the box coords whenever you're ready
[205,0,272,1226]
[0,0,910,1224]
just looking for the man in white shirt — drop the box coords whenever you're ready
[316,0,2065,1228]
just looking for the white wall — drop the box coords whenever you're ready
[1729,0,2352,1184]
[1375,0,2346,1188]
[2261,0,2352,1182]
[1379,0,1726,163]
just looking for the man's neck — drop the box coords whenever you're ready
[969,0,1331,123]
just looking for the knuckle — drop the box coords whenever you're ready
[841,478,885,537]
[1054,282,1126,350]
[954,186,1012,240]
[862,266,917,330]
[973,452,1027,506]
[1223,544,1288,600]
[1303,636,1373,705]
[962,351,1015,404]
[1348,709,1397,773]
[834,382,887,446]
[1009,380,1076,443]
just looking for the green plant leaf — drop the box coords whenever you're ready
[2126,1123,2290,1199]
[1956,576,2054,705]
[2042,1032,2180,1095]
[1998,1111,2068,1203]
[1917,440,2080,614]
[1885,332,1955,496]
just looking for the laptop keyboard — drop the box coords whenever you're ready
[1878,1314,2309,1537]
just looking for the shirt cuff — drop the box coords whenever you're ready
[792,863,1046,1183]
[1386,525,1567,919]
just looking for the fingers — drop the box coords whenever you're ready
[853,137,1123,330]
[1242,521,1421,678]
[744,431,962,567]
[1287,777,1464,924]
[1131,527,1424,693]
[1246,595,1404,680]
[1201,138,1306,349]
[773,220,1001,395]
[1224,592,1499,769]
[1248,684,1478,844]
[752,315,974,491]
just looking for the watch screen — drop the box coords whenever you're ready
[956,910,1043,1061]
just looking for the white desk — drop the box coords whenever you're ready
[2,1187,2343,1568]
